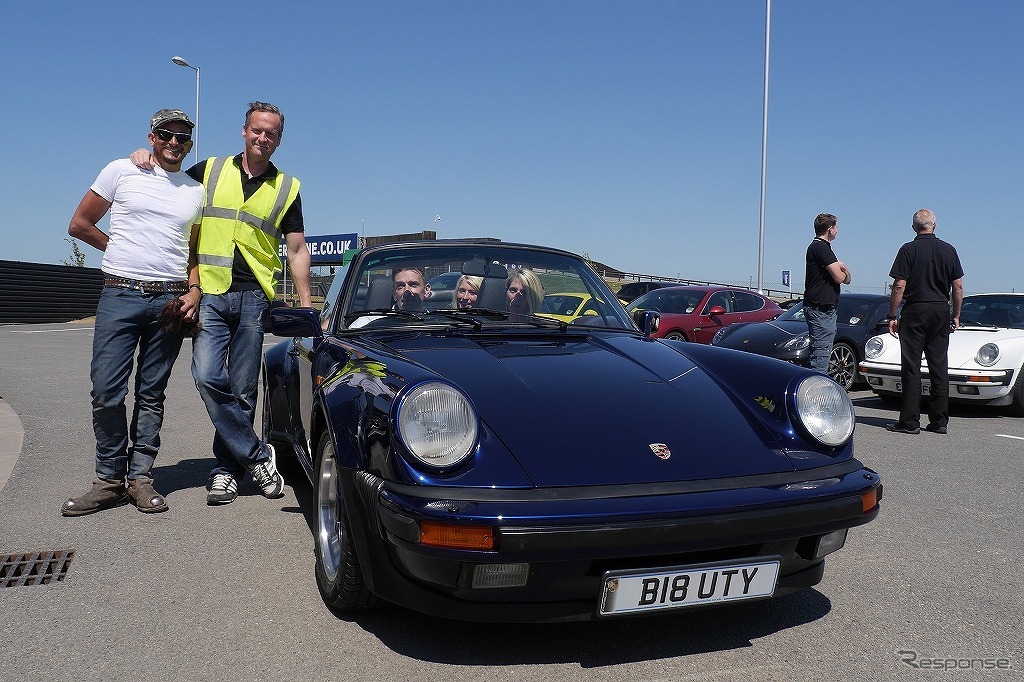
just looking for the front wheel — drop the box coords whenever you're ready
[663,331,688,341]
[828,342,858,391]
[313,435,378,613]
[1007,367,1024,417]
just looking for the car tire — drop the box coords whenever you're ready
[664,331,688,341]
[313,434,378,613]
[828,342,858,391]
[1007,367,1024,417]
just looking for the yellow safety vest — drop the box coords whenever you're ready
[196,157,300,299]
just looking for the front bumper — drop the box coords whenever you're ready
[858,361,1014,405]
[345,462,882,622]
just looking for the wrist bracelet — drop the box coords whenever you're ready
[189,284,203,295]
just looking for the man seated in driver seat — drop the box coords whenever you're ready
[393,266,431,312]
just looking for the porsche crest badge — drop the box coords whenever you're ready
[649,443,671,460]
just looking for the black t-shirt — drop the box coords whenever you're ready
[803,238,840,306]
[187,155,304,292]
[889,233,964,304]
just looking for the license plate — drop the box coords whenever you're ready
[894,381,931,395]
[598,558,780,616]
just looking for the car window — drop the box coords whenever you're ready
[703,291,731,314]
[318,264,349,332]
[732,291,765,313]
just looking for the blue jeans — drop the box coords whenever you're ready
[91,286,183,481]
[804,303,838,375]
[192,289,270,478]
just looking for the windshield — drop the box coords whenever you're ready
[777,298,878,326]
[961,295,1024,329]
[335,242,634,332]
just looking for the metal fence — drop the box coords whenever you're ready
[0,260,103,324]
[602,270,800,303]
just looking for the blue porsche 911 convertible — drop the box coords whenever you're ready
[262,240,881,622]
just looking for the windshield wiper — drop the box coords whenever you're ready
[343,308,425,323]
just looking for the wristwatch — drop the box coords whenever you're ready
[886,315,898,321]
[189,284,204,295]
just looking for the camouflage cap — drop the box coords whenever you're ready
[150,108,195,131]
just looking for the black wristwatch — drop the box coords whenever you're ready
[189,284,204,295]
[886,315,898,321]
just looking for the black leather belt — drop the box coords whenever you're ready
[104,277,188,294]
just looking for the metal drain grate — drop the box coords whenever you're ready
[0,550,75,587]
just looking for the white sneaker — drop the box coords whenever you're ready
[249,444,284,498]
[207,473,238,505]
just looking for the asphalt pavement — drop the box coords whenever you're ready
[2,320,1022,682]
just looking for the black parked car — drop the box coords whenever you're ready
[616,280,677,303]
[711,293,891,391]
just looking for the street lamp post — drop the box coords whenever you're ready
[756,0,771,293]
[171,55,200,161]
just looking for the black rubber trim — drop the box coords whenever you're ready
[379,459,869,503]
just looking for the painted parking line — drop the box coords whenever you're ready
[995,434,1024,441]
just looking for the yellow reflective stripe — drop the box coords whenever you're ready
[204,207,238,220]
[205,157,230,205]
[198,254,233,268]
[237,210,282,240]
[266,175,295,229]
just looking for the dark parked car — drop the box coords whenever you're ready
[625,285,784,344]
[263,240,881,622]
[711,294,891,391]
[616,280,677,303]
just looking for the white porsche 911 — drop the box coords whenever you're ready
[859,293,1024,415]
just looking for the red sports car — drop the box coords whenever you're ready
[625,285,783,343]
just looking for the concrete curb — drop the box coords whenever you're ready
[0,399,25,493]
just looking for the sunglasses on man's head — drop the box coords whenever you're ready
[153,128,192,144]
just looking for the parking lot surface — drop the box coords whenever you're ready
[1,321,1021,681]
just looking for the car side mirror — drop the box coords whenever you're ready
[634,309,660,338]
[270,307,323,340]
[708,306,727,316]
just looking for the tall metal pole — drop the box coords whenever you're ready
[757,0,771,293]
[171,56,200,162]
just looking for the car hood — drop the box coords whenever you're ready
[391,333,799,487]
[720,320,804,348]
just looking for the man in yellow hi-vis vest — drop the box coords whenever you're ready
[133,101,310,505]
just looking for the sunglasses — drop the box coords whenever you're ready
[153,128,193,144]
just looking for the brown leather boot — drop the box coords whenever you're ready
[62,478,129,517]
[127,477,169,513]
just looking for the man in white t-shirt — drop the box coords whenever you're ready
[62,109,205,517]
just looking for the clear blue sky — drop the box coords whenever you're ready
[5,1,1022,295]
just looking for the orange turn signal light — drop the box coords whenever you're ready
[420,522,494,550]
[861,488,879,513]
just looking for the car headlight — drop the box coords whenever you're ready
[864,335,885,359]
[711,327,729,345]
[793,375,855,447]
[779,333,810,351]
[396,381,478,469]
[976,343,1000,366]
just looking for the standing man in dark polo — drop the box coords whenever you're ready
[131,101,311,504]
[803,213,851,377]
[885,209,964,435]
